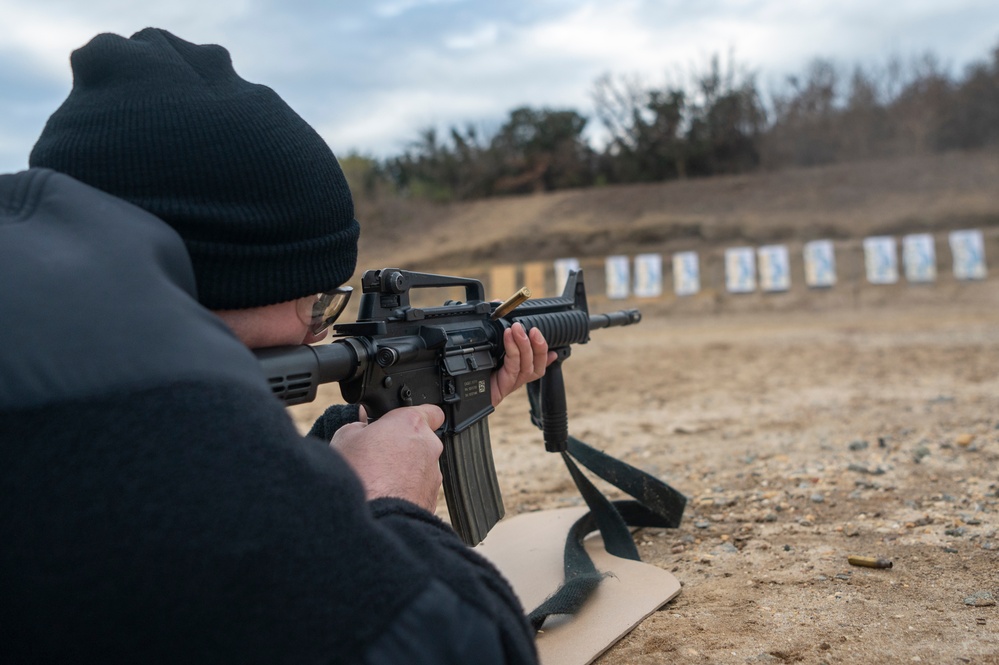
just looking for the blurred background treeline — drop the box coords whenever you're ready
[341,41,999,220]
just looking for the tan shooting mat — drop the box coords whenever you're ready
[476,506,682,665]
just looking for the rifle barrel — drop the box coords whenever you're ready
[589,309,642,330]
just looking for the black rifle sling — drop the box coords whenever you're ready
[524,383,686,631]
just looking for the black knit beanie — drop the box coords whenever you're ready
[30,28,359,310]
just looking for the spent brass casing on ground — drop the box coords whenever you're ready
[491,287,531,319]
[848,555,893,569]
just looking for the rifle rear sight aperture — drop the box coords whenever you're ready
[256,267,642,545]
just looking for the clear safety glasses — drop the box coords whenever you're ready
[297,286,352,336]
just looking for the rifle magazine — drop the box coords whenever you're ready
[441,419,505,546]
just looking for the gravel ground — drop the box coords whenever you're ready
[291,286,999,664]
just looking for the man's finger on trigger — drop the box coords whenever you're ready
[417,403,446,430]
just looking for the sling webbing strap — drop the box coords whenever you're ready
[524,386,687,631]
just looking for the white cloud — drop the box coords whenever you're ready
[444,22,501,51]
[373,0,464,20]
[1,0,997,172]
[0,0,256,80]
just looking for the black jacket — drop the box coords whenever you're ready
[0,169,537,664]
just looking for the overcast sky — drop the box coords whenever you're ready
[2,0,997,173]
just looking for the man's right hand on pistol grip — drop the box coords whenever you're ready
[329,404,446,513]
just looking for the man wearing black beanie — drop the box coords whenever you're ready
[2,28,548,664]
[28,26,551,413]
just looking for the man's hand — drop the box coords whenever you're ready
[491,322,557,408]
[330,404,445,513]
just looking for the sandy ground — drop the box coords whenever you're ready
[317,150,999,662]
[289,280,999,664]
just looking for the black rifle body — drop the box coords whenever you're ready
[255,268,640,545]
